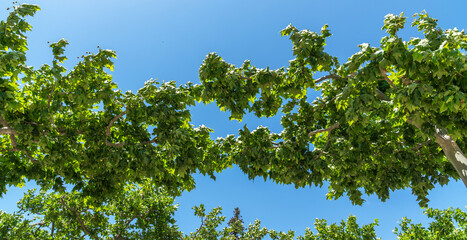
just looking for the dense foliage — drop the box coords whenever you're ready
[197,12,466,207]
[0,3,466,239]
[2,193,467,239]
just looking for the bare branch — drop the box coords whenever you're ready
[308,123,340,137]
[378,66,396,88]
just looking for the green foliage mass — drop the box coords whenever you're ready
[0,4,466,239]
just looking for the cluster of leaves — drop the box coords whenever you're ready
[197,12,466,206]
[1,180,182,239]
[0,4,230,204]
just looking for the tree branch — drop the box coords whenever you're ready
[411,139,432,151]
[239,75,251,80]
[308,122,340,137]
[139,137,158,146]
[60,196,96,240]
[308,123,340,159]
[314,74,339,84]
[378,66,396,88]
[0,116,37,163]
[375,88,390,101]
[51,221,55,238]
[105,110,127,147]
[193,216,205,238]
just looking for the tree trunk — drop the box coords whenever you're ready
[434,127,467,187]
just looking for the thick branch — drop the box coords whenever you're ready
[379,66,396,88]
[407,119,467,187]
[434,127,467,187]
[51,221,55,238]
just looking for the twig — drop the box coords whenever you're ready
[411,139,432,151]
[309,123,340,160]
[105,110,127,147]
[308,123,340,137]
[378,66,396,88]
[314,74,339,84]
[315,131,333,160]
[139,137,158,146]
[193,216,205,238]
[0,116,37,163]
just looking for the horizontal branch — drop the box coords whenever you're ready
[314,74,338,84]
[140,137,158,146]
[308,123,340,137]
[411,139,431,151]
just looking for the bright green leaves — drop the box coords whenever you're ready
[0,4,40,52]
[382,12,406,37]
[281,24,336,72]
[1,5,467,235]
[8,181,183,239]
[195,11,467,207]
[395,208,467,239]
[198,24,339,121]
[412,11,443,40]
[50,39,69,64]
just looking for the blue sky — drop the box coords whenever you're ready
[1,0,467,238]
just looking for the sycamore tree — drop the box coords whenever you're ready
[0,3,467,239]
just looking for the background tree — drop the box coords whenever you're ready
[0,3,467,239]
[227,207,245,239]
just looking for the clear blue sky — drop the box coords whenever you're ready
[1,0,467,238]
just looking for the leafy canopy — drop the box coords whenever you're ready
[0,3,466,239]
